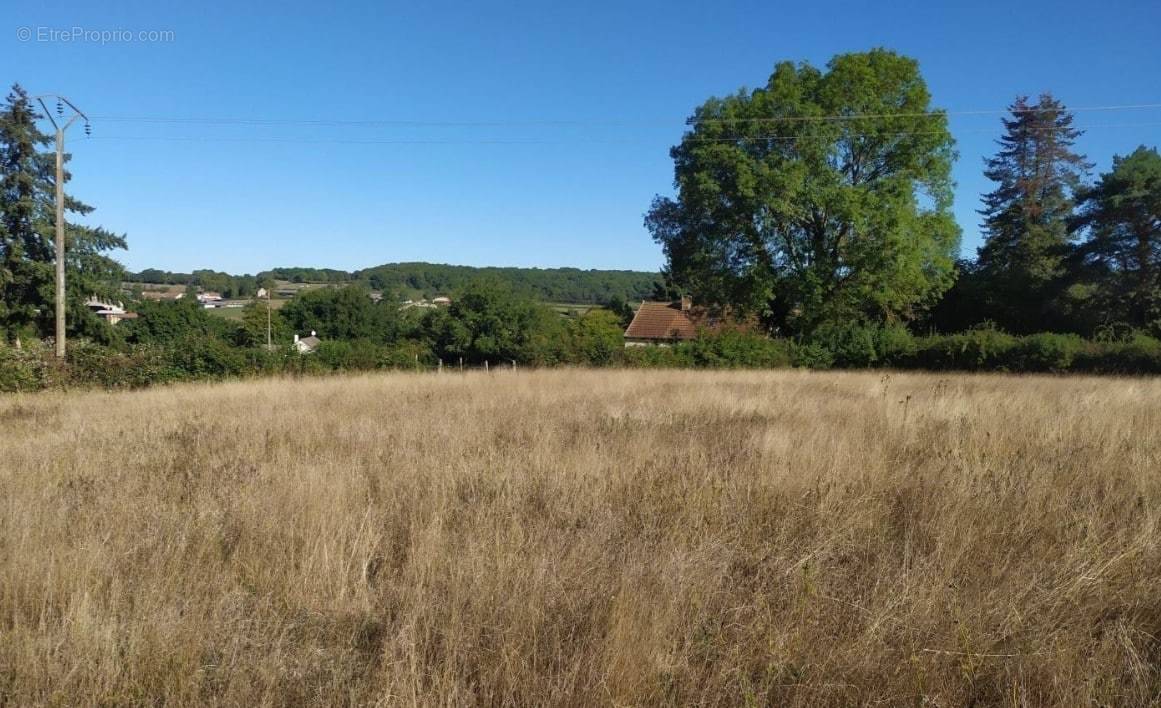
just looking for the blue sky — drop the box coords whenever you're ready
[6,0,1160,275]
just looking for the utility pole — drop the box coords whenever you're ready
[266,288,272,349]
[35,95,90,359]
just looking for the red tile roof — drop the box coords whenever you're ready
[624,301,698,341]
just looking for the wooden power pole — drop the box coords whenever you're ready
[35,95,90,359]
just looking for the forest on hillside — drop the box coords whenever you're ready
[128,262,663,305]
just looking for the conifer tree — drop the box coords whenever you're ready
[976,94,1091,332]
[0,83,126,347]
[0,85,51,347]
[1072,146,1161,331]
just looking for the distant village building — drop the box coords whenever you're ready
[400,296,451,310]
[623,297,699,346]
[139,288,185,302]
[256,287,268,299]
[197,292,223,304]
[84,296,138,325]
[293,331,321,353]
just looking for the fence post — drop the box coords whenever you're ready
[438,359,443,373]
[458,357,463,372]
[485,360,489,373]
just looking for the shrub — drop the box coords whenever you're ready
[0,344,50,392]
[315,340,383,371]
[67,342,179,389]
[872,326,917,367]
[910,327,1019,371]
[687,330,793,368]
[166,336,249,379]
[790,341,835,369]
[1074,333,1161,374]
[1014,333,1085,372]
[810,323,879,368]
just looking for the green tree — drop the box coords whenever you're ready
[124,296,226,345]
[1072,146,1161,331]
[280,285,397,342]
[646,49,960,335]
[0,84,126,347]
[427,278,566,365]
[976,95,1091,332]
[234,299,288,348]
[0,85,49,347]
[604,295,636,328]
[567,309,625,365]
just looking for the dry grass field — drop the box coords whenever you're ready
[2,369,1160,706]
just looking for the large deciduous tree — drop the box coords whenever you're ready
[975,94,1090,333]
[0,83,126,347]
[646,49,959,334]
[1072,146,1161,331]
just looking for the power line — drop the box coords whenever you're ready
[74,122,1161,147]
[85,102,1161,129]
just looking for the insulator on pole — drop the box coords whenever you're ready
[56,100,64,116]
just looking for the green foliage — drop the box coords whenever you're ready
[788,342,835,370]
[1073,332,1161,374]
[427,278,567,365]
[233,300,288,348]
[809,323,879,368]
[874,326,918,366]
[566,310,625,366]
[66,341,176,389]
[124,297,229,345]
[647,49,959,335]
[0,83,126,344]
[910,327,1020,371]
[604,295,636,328]
[165,336,249,379]
[314,339,384,370]
[688,330,794,368]
[355,262,660,305]
[0,342,49,391]
[1072,146,1161,331]
[280,285,399,343]
[1014,333,1085,371]
[974,95,1091,333]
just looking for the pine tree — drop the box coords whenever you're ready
[976,94,1091,332]
[0,83,127,347]
[1072,146,1161,331]
[0,85,52,347]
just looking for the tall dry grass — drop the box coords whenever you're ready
[1,369,1160,706]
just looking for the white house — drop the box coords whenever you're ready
[294,331,321,353]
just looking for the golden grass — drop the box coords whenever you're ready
[2,369,1160,706]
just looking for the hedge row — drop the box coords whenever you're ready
[623,327,1161,374]
[3,328,1160,393]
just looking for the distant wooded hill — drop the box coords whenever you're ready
[128,262,663,305]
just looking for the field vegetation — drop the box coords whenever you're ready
[2,369,1159,705]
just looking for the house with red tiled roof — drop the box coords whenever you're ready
[623,297,700,346]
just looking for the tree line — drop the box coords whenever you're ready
[3,52,1161,390]
[128,263,663,305]
[648,49,1160,341]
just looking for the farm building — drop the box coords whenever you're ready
[623,297,699,346]
[84,297,139,325]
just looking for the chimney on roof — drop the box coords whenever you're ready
[680,295,692,312]
[294,334,299,344]
[310,330,316,337]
